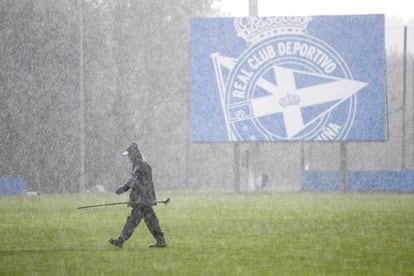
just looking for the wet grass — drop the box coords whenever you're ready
[1,191,414,275]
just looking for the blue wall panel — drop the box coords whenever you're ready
[301,170,342,191]
[348,170,414,192]
[302,170,414,192]
[0,177,26,195]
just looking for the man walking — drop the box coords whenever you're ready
[109,143,166,249]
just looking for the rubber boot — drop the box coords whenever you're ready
[109,238,124,249]
[149,235,166,248]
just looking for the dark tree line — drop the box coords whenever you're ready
[1,0,219,193]
[1,1,81,192]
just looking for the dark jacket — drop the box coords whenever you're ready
[117,158,156,206]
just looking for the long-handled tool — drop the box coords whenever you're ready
[78,198,170,209]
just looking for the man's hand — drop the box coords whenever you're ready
[115,187,125,195]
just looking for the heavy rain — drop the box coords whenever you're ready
[1,0,414,274]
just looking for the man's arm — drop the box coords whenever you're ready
[116,170,141,194]
[115,182,131,194]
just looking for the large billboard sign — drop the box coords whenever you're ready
[191,15,385,142]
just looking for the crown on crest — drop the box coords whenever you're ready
[234,16,312,44]
[279,94,301,108]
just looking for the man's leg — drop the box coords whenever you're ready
[109,207,143,248]
[143,206,166,248]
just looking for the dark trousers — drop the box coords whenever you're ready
[119,205,164,242]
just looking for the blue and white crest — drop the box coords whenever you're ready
[191,15,385,141]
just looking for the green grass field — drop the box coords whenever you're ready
[1,191,413,275]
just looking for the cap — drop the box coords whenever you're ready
[121,143,139,156]
[121,143,143,160]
